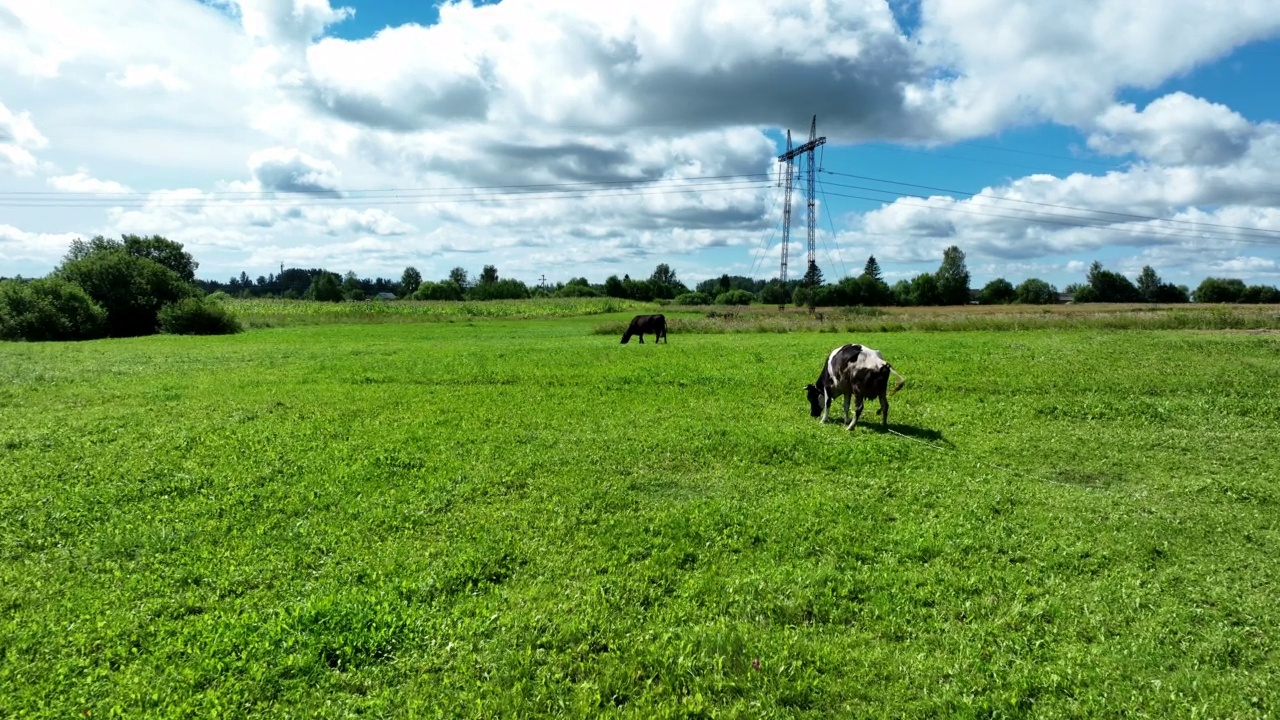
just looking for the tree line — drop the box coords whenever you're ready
[7,235,1280,343]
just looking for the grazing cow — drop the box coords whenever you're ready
[805,343,906,431]
[620,314,668,344]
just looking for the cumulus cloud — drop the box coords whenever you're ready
[0,100,47,174]
[227,0,354,46]
[248,146,342,196]
[47,171,131,194]
[1088,93,1257,166]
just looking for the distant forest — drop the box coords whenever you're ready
[191,245,1280,307]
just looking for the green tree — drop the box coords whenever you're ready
[718,274,731,294]
[0,277,107,341]
[57,248,197,337]
[307,272,344,302]
[802,260,824,288]
[1136,266,1163,303]
[856,274,892,306]
[978,278,1016,305]
[122,235,199,281]
[479,265,499,285]
[715,289,753,306]
[650,263,679,287]
[891,279,913,306]
[910,273,942,306]
[1015,278,1059,305]
[1241,285,1280,303]
[759,281,789,306]
[400,266,422,297]
[414,281,464,301]
[1192,277,1247,303]
[468,278,529,301]
[604,275,627,298]
[1080,261,1141,302]
[934,245,971,305]
[448,267,471,290]
[863,255,883,282]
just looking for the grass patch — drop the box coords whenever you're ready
[2,322,1279,717]
[596,302,1280,335]
[230,296,659,328]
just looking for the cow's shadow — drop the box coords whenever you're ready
[873,422,952,447]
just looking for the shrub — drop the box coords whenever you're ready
[414,281,465,301]
[553,283,601,298]
[158,297,243,335]
[1015,278,1059,305]
[716,289,754,306]
[206,291,232,303]
[1194,277,1247,303]
[57,250,196,337]
[0,278,108,341]
[467,278,530,301]
[979,278,1016,305]
[673,292,711,306]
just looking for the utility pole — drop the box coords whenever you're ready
[776,115,827,306]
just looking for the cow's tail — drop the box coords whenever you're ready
[887,366,907,397]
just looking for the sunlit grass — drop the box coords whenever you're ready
[2,321,1278,717]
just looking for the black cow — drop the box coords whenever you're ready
[620,314,668,344]
[805,343,906,431]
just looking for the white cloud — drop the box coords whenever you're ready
[111,64,190,92]
[0,224,80,269]
[0,100,47,174]
[47,171,131,194]
[1089,93,1256,166]
[247,146,342,195]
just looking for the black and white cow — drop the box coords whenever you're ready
[805,343,906,431]
[620,314,668,344]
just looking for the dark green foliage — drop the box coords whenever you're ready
[0,278,107,341]
[414,281,465,301]
[715,289,754,305]
[673,292,711,306]
[57,248,196,337]
[1241,284,1280,303]
[1136,266,1190,303]
[855,273,893,306]
[892,279,913,306]
[307,273,344,302]
[468,278,530,301]
[553,283,600,298]
[1194,277,1248,303]
[1015,278,1059,305]
[604,275,627,298]
[157,297,243,335]
[979,278,1016,305]
[802,260,824,289]
[448,267,471,290]
[863,255,883,281]
[121,235,199,281]
[1076,261,1141,303]
[400,267,422,297]
[934,245,971,305]
[910,273,943,306]
[759,281,789,305]
[478,265,500,285]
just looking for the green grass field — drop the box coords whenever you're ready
[2,314,1278,718]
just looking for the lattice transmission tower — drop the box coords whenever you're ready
[775,115,827,291]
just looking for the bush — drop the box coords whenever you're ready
[979,278,1016,305]
[467,279,530,301]
[414,281,465,301]
[1194,277,1247,303]
[553,283,601,298]
[0,278,108,341]
[674,292,711,306]
[1015,278,1059,305]
[716,289,754,306]
[57,250,196,337]
[158,297,243,335]
[206,291,232,303]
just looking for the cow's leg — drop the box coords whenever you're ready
[639,333,644,344]
[879,393,890,428]
[819,391,831,423]
[841,394,852,424]
[848,394,864,431]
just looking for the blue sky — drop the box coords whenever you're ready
[3,0,1280,289]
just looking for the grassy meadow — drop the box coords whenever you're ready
[2,307,1279,717]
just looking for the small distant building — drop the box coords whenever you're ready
[374,292,398,301]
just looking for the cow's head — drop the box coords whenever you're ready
[805,383,824,417]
